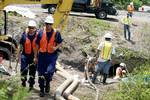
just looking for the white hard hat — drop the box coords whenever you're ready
[130,2,133,5]
[104,33,112,39]
[28,20,36,27]
[120,63,126,67]
[44,15,54,24]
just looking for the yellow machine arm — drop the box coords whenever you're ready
[0,0,74,31]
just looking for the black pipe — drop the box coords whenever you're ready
[3,10,7,35]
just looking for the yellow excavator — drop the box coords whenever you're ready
[0,0,73,60]
[0,1,100,100]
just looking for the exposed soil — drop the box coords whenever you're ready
[1,5,150,99]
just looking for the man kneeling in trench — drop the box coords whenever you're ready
[84,57,97,82]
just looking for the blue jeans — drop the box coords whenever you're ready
[128,12,133,17]
[95,61,111,74]
[92,60,111,83]
[124,25,131,40]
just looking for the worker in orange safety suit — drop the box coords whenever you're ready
[34,15,63,97]
[127,2,134,17]
[19,20,37,91]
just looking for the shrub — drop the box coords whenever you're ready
[0,77,30,100]
[112,0,143,10]
[133,0,143,10]
[103,62,150,100]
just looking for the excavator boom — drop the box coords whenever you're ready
[0,0,73,31]
[0,0,73,59]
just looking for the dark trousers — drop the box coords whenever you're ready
[124,25,131,41]
[21,55,37,87]
[128,12,133,17]
[37,52,57,93]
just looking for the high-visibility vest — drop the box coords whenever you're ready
[24,32,37,54]
[39,29,56,53]
[127,5,134,13]
[100,41,112,60]
[121,17,131,25]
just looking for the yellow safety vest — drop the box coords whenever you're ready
[100,41,112,60]
[121,17,132,25]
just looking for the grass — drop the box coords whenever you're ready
[86,18,113,36]
[7,12,22,17]
[0,11,4,30]
[63,17,114,57]
[0,77,30,100]
[114,47,149,72]
[103,61,150,100]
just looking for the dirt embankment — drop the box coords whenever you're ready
[2,10,150,99]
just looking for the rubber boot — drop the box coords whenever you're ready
[45,81,50,93]
[28,77,35,91]
[89,76,93,80]
[21,81,26,87]
[40,90,44,97]
[29,84,33,91]
[39,77,45,97]
[92,72,98,84]
[21,77,27,87]
[103,74,107,85]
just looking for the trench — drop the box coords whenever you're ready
[61,55,149,77]
[109,63,120,77]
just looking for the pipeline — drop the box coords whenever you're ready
[1,60,80,100]
[56,62,70,78]
[63,78,80,100]
[55,78,73,100]
[55,62,80,100]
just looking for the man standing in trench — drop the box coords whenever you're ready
[92,32,115,84]
[34,15,63,97]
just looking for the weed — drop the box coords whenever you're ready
[0,77,30,100]
[103,62,150,100]
[87,19,113,36]
[0,11,4,30]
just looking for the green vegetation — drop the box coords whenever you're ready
[111,0,150,10]
[115,47,149,72]
[0,77,30,100]
[87,19,112,36]
[8,12,22,17]
[78,18,113,56]
[0,11,4,30]
[103,61,150,100]
[63,17,113,57]
[116,47,148,60]
[141,0,150,4]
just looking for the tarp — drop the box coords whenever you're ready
[4,5,36,19]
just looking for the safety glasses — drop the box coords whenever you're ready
[45,23,53,25]
[28,27,35,29]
